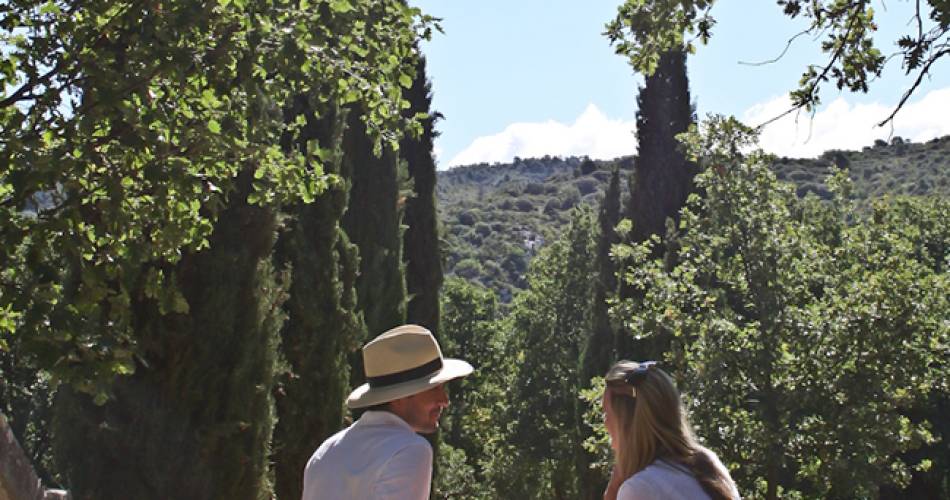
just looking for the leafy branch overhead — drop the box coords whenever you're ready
[0,0,432,396]
[606,0,949,126]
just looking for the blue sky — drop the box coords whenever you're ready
[412,0,950,168]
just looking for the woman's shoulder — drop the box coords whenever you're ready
[616,461,693,500]
[617,470,661,500]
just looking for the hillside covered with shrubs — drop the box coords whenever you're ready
[437,135,950,301]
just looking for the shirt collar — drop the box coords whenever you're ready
[356,410,414,432]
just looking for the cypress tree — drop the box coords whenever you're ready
[397,49,448,483]
[581,167,622,381]
[271,100,364,500]
[341,107,408,341]
[626,49,694,243]
[618,49,695,358]
[401,52,443,336]
[53,169,284,500]
[577,167,622,500]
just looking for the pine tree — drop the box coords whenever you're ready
[401,52,443,335]
[271,100,364,500]
[53,170,284,500]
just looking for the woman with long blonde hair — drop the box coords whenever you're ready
[602,360,739,500]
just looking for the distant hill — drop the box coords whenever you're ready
[436,135,950,302]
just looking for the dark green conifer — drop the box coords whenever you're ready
[401,53,443,335]
[577,167,622,500]
[341,108,408,342]
[619,49,695,357]
[505,208,596,499]
[54,169,284,500]
[626,49,694,243]
[271,100,364,500]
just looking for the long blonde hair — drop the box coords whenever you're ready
[605,361,734,499]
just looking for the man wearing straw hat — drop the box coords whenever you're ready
[302,324,473,500]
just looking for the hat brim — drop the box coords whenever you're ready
[346,358,473,409]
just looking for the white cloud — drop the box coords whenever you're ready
[446,87,950,168]
[446,103,636,167]
[743,87,950,158]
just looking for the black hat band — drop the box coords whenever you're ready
[367,358,443,388]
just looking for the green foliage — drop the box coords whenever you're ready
[342,106,408,339]
[53,174,287,499]
[609,115,949,499]
[502,207,597,499]
[401,52,443,335]
[270,102,363,500]
[1,0,431,401]
[577,168,622,500]
[606,0,949,124]
[2,1,433,497]
[436,277,506,500]
[439,156,629,303]
[579,377,612,478]
[0,351,58,486]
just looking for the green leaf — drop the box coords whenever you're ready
[329,0,353,13]
[207,119,221,134]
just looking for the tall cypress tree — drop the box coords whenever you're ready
[53,169,284,500]
[626,49,694,243]
[577,167,622,500]
[618,49,694,358]
[581,167,622,382]
[397,48,447,473]
[341,107,408,342]
[401,52,443,337]
[271,100,364,500]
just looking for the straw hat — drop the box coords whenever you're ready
[347,324,473,409]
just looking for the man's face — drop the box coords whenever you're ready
[391,383,450,434]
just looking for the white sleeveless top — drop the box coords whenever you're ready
[617,449,740,500]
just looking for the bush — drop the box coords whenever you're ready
[524,183,545,195]
[453,258,483,280]
[580,159,597,175]
[458,210,479,226]
[560,187,581,210]
[573,178,599,196]
[474,222,492,237]
[514,199,534,212]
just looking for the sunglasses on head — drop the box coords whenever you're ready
[622,361,657,396]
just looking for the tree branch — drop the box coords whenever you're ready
[877,46,950,126]
[0,59,63,108]
[739,29,812,66]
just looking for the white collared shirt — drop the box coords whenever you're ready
[302,411,433,500]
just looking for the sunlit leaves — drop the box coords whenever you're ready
[608,115,948,497]
[607,1,949,124]
[0,0,433,399]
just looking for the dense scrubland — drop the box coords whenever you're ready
[438,134,950,302]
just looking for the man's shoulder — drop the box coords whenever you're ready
[314,414,429,461]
